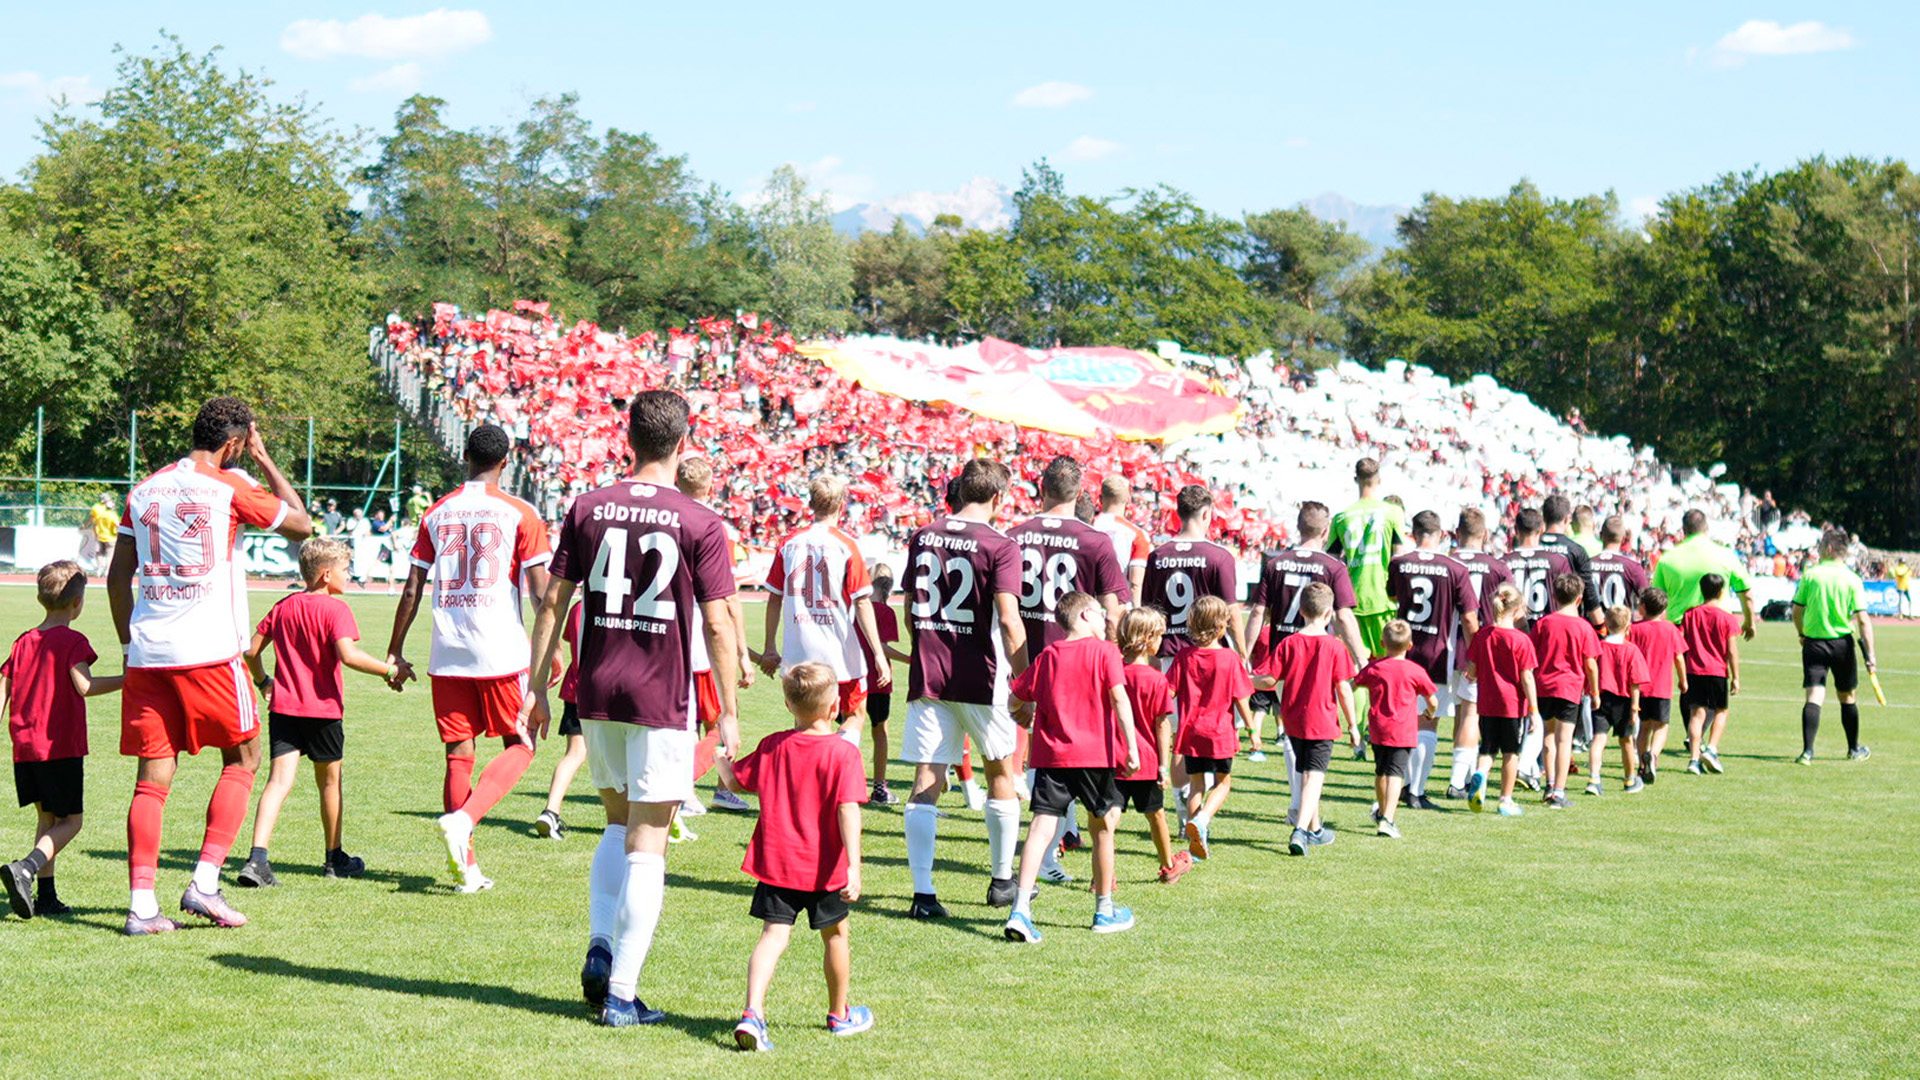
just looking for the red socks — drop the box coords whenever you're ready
[461,743,533,822]
[127,781,170,889]
[199,765,256,867]
[444,754,476,813]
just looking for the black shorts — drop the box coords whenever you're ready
[1684,675,1729,713]
[13,757,83,816]
[866,689,891,724]
[1801,636,1857,693]
[269,712,345,763]
[1115,778,1164,815]
[1372,744,1411,779]
[558,701,582,738]
[1288,737,1334,774]
[1030,767,1121,817]
[1539,696,1581,727]
[1481,716,1524,756]
[750,881,849,930]
[1640,697,1672,726]
[1183,755,1233,776]
[1249,689,1279,714]
[1597,693,1636,738]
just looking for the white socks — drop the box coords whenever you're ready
[904,803,937,895]
[1451,744,1479,789]
[192,860,221,893]
[1412,730,1439,796]
[1520,723,1544,776]
[1283,739,1302,824]
[985,798,1020,879]
[130,888,159,919]
[589,824,627,945]
[607,850,665,1001]
[1041,816,1070,875]
[1095,893,1114,917]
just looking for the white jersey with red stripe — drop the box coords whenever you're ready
[409,481,551,678]
[119,459,293,669]
[1095,513,1151,571]
[768,521,873,682]
[687,521,741,675]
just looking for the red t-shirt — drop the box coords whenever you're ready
[4,626,96,762]
[1011,636,1125,768]
[1354,656,1436,748]
[256,592,360,720]
[1246,624,1273,673]
[1681,604,1740,677]
[1119,662,1171,781]
[1272,633,1356,743]
[559,602,583,705]
[1170,644,1255,757]
[1628,618,1686,699]
[1468,625,1537,719]
[1596,638,1650,698]
[1530,612,1598,701]
[730,728,868,891]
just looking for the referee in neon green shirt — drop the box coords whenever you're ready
[1650,510,1755,640]
[1792,528,1877,763]
[1330,457,1406,657]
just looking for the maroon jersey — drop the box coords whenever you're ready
[1500,547,1574,626]
[1388,549,1478,681]
[1590,551,1650,612]
[1008,513,1128,653]
[1455,550,1516,621]
[1140,538,1240,655]
[906,516,1023,705]
[1250,548,1355,641]
[549,479,737,730]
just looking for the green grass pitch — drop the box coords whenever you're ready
[0,586,1915,1079]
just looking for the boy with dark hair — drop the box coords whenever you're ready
[2,561,122,918]
[1594,606,1648,794]
[1257,583,1357,856]
[1682,575,1741,775]
[1531,573,1598,809]
[723,662,872,1050]
[1628,588,1687,782]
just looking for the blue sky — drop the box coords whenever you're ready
[2,2,1914,223]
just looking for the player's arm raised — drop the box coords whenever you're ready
[246,423,313,540]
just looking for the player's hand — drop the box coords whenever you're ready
[871,662,892,692]
[1742,621,1756,642]
[1866,658,1877,674]
[1158,767,1171,791]
[753,650,780,676]
[245,422,274,467]
[519,690,552,743]
[717,713,741,761]
[738,662,757,689]
[1124,749,1140,776]
[548,653,564,689]
[1730,677,1740,696]
[841,870,862,904]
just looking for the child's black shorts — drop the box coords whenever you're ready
[1480,716,1524,755]
[1183,755,1233,776]
[1683,675,1729,713]
[1114,778,1164,814]
[1030,767,1120,817]
[269,712,344,764]
[1249,689,1279,714]
[558,701,582,738]
[1288,737,1334,774]
[866,688,890,724]
[1640,697,1671,726]
[1597,693,1636,738]
[13,757,82,816]
[1372,744,1411,779]
[1539,696,1581,726]
[751,881,849,930]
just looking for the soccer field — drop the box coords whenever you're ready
[0,587,1915,1079]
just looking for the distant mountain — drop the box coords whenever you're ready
[833,177,1013,237]
[1299,192,1408,253]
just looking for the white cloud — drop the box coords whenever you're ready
[743,155,875,212]
[349,62,424,94]
[1062,135,1122,162]
[1011,81,1093,108]
[281,9,492,61]
[860,177,1013,232]
[1709,20,1855,65]
[0,71,102,108]
[1627,195,1662,222]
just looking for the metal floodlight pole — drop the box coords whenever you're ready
[394,419,403,511]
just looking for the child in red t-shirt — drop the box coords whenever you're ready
[1005,593,1139,943]
[1464,582,1539,816]
[2,561,121,919]
[238,539,406,887]
[1530,574,1599,809]
[1114,607,1186,884]
[1629,588,1688,781]
[1681,574,1742,775]
[1169,596,1254,862]
[1595,605,1651,794]
[1255,583,1357,856]
[1354,620,1438,839]
[534,601,588,840]
[721,662,872,1049]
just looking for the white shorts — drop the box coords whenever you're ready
[901,698,1018,765]
[585,720,695,804]
[1448,669,1479,709]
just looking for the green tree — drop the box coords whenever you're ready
[1243,207,1371,368]
[850,216,959,339]
[0,224,128,478]
[752,166,852,335]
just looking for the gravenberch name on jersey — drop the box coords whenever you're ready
[438,594,501,609]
